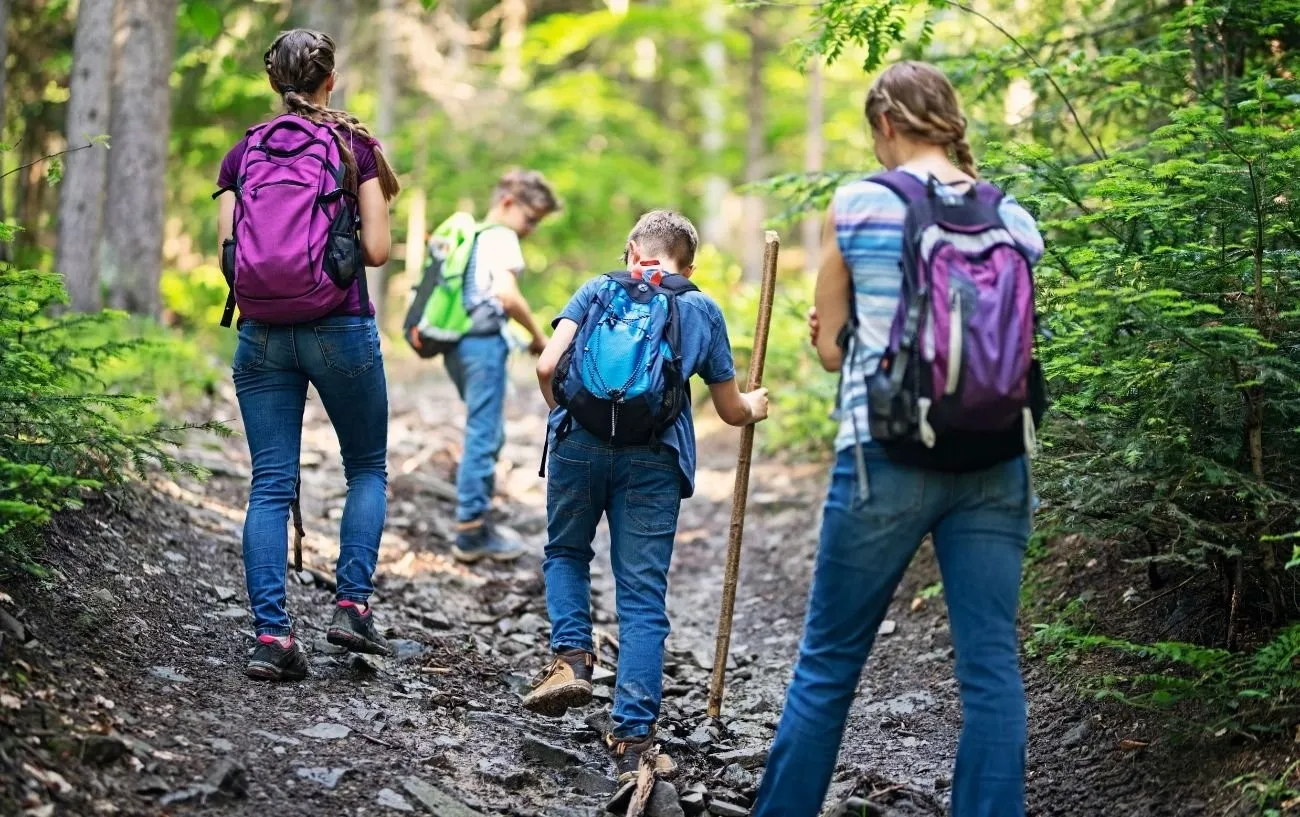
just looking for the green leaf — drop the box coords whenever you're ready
[183,1,222,39]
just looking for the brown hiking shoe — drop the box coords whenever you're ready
[606,732,656,784]
[521,650,594,716]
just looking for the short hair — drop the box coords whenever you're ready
[492,169,561,213]
[625,210,699,268]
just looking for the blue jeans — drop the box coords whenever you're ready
[444,334,509,523]
[753,445,1031,817]
[543,428,682,739]
[232,316,389,637]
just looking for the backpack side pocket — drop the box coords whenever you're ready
[221,238,236,288]
[322,200,362,289]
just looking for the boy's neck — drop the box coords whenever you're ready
[485,205,512,230]
[629,258,683,276]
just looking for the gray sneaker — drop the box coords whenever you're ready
[452,519,523,563]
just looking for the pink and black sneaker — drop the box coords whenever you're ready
[326,601,391,656]
[246,634,309,682]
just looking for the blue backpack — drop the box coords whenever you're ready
[547,270,699,460]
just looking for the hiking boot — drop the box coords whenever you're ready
[452,519,523,563]
[607,733,656,784]
[326,601,391,656]
[521,650,594,716]
[245,634,308,682]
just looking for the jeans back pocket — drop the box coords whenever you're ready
[314,322,376,377]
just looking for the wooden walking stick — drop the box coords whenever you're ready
[707,230,780,719]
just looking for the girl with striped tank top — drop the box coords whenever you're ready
[753,62,1043,817]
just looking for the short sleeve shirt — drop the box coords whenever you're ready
[217,120,382,317]
[548,275,737,497]
[463,226,526,335]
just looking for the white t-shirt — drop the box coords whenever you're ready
[465,225,525,335]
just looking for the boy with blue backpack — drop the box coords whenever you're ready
[404,171,559,563]
[524,210,769,782]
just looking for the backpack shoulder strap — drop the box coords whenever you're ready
[974,181,1006,208]
[657,274,700,295]
[868,169,929,205]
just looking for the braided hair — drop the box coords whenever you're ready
[263,29,401,201]
[865,61,977,178]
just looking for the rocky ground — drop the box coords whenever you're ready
[0,355,1276,817]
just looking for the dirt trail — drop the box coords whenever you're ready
[1,354,1233,816]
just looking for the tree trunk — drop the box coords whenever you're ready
[803,57,824,273]
[104,0,177,317]
[699,1,727,247]
[500,0,528,89]
[0,0,10,242]
[57,0,117,312]
[741,13,766,281]
[306,0,341,38]
[368,0,396,328]
[324,0,355,109]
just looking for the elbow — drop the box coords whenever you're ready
[536,360,555,383]
[815,339,843,372]
[718,405,748,427]
[362,236,390,267]
[818,352,843,373]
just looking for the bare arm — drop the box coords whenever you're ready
[494,269,547,352]
[218,191,235,246]
[708,379,769,427]
[537,318,579,409]
[357,178,390,267]
[813,204,852,372]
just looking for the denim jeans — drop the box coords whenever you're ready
[443,333,509,523]
[543,428,682,739]
[232,316,389,637]
[753,445,1031,817]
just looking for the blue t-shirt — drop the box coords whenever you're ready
[548,274,737,498]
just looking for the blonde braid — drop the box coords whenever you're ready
[951,138,978,179]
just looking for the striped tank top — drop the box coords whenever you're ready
[831,167,1045,453]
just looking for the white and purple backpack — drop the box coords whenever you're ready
[851,169,1046,471]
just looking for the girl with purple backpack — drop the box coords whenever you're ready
[215,29,400,682]
[753,62,1044,817]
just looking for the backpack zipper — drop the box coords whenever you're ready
[249,180,312,199]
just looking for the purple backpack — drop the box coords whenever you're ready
[856,169,1044,471]
[218,115,365,327]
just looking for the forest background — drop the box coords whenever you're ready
[4,0,1300,808]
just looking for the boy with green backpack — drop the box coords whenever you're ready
[404,170,559,562]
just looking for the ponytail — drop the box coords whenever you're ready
[265,29,402,202]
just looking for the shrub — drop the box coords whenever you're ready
[0,225,227,571]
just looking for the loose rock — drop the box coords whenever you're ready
[708,801,750,817]
[713,746,768,769]
[295,767,353,789]
[402,776,485,816]
[298,722,352,740]
[648,781,686,817]
[377,788,416,812]
[522,735,583,769]
[77,734,129,766]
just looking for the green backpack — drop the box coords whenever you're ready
[403,212,494,358]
